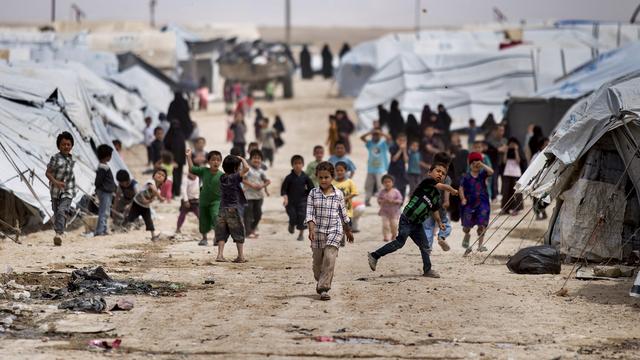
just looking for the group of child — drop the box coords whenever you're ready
[46,112,497,302]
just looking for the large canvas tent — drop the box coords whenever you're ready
[354,49,536,130]
[516,72,640,262]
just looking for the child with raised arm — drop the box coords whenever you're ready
[215,155,250,262]
[124,168,167,241]
[243,149,271,238]
[367,162,448,278]
[459,152,494,251]
[186,148,222,246]
[306,161,354,301]
[360,129,390,206]
[46,131,76,246]
[282,155,315,241]
[175,170,200,234]
[423,152,458,252]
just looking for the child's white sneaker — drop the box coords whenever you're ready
[367,252,377,271]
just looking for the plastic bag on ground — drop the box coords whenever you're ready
[506,245,561,275]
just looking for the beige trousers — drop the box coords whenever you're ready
[381,215,399,241]
[312,246,339,293]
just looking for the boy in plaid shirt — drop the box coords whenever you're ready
[305,161,354,301]
[46,131,76,246]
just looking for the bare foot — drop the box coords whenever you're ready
[233,257,248,263]
[215,257,229,262]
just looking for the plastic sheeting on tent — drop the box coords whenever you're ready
[535,42,640,99]
[517,71,640,199]
[516,72,640,262]
[337,30,503,97]
[354,49,535,130]
[0,98,96,224]
[338,22,640,98]
[110,65,173,117]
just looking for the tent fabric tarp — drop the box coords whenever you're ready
[110,65,173,117]
[0,98,97,224]
[354,49,536,130]
[535,42,640,100]
[516,74,640,261]
[338,23,640,99]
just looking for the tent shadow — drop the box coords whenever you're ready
[572,280,638,306]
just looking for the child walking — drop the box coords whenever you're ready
[282,155,315,241]
[94,145,116,236]
[459,152,494,251]
[243,149,271,238]
[186,148,222,246]
[367,163,449,278]
[124,169,167,241]
[259,118,277,167]
[305,145,324,187]
[332,162,358,246]
[215,155,250,262]
[328,141,356,178]
[46,131,77,246]
[175,171,200,234]
[306,161,354,300]
[377,175,403,242]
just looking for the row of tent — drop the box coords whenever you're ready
[0,55,174,232]
[338,20,640,132]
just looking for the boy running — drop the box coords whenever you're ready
[306,161,354,300]
[46,131,76,246]
[186,148,223,246]
[367,163,449,278]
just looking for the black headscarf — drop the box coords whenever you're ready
[420,104,432,133]
[339,42,351,58]
[300,45,313,79]
[164,119,186,165]
[437,104,452,147]
[254,108,264,139]
[388,100,405,140]
[321,44,333,79]
[377,104,389,130]
[167,91,193,139]
[528,125,545,156]
[405,114,420,143]
[274,115,285,133]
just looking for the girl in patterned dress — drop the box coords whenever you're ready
[459,152,494,251]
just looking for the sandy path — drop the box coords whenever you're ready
[1,78,639,359]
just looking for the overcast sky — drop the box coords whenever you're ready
[1,0,638,28]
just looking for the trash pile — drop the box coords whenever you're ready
[218,40,294,66]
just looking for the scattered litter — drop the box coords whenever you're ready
[88,338,122,351]
[315,336,335,342]
[12,290,30,301]
[576,265,635,280]
[506,245,561,275]
[312,336,398,345]
[110,298,134,311]
[204,278,215,285]
[334,328,348,333]
[59,296,107,313]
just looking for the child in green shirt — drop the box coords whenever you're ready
[186,148,223,246]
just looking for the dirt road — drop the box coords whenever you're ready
[1,78,638,359]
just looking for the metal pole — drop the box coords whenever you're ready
[560,48,567,77]
[415,0,421,39]
[150,0,157,28]
[51,0,56,22]
[285,0,291,45]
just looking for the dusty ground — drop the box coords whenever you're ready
[1,78,639,359]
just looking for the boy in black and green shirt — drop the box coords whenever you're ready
[368,162,455,278]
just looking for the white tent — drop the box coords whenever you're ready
[516,72,640,261]
[354,49,535,130]
[110,65,173,118]
[535,42,640,99]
